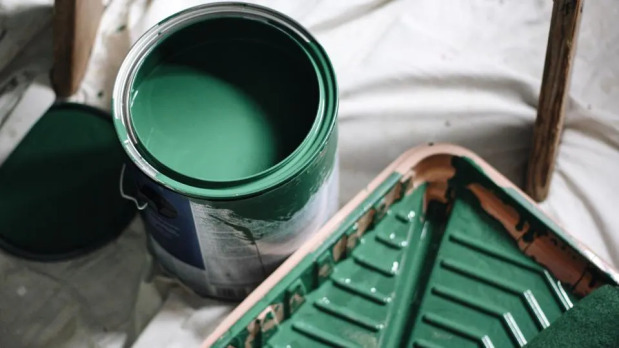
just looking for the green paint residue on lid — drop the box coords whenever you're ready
[0,103,135,259]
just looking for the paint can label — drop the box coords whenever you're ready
[138,164,339,299]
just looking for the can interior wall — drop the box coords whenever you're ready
[130,15,319,183]
[114,3,338,299]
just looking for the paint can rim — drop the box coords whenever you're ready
[113,2,338,200]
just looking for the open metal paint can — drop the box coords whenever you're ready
[113,3,338,299]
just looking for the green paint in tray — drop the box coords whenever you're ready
[206,146,618,347]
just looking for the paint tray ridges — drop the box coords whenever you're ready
[237,187,573,347]
[405,193,575,347]
[208,147,618,348]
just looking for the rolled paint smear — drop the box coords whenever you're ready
[113,2,338,300]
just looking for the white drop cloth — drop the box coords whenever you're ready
[0,0,617,347]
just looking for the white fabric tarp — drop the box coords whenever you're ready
[0,0,617,347]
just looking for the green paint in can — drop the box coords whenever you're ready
[113,3,338,299]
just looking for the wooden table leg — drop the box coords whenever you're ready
[52,0,104,97]
[526,0,584,202]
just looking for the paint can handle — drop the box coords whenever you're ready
[119,164,148,210]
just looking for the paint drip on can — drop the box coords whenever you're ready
[113,3,338,300]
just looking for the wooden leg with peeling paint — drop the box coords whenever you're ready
[52,0,104,97]
[526,0,584,202]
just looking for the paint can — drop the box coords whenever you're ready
[113,3,338,300]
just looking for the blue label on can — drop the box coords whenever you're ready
[132,168,205,269]
[126,160,339,299]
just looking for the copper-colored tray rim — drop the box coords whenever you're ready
[203,143,619,347]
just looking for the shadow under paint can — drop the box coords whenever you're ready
[113,3,338,300]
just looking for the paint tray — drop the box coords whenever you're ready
[204,144,619,348]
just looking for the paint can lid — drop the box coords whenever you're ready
[0,103,136,260]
